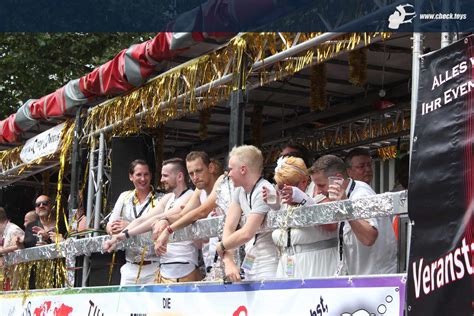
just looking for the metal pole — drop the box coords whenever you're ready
[82,136,96,287]
[68,106,83,229]
[93,133,105,234]
[441,0,450,48]
[86,137,96,228]
[406,32,423,289]
[228,54,247,150]
[409,33,423,173]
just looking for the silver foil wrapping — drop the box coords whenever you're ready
[215,175,234,215]
[4,235,154,266]
[4,191,407,266]
[171,190,407,241]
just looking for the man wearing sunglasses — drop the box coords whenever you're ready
[23,195,66,248]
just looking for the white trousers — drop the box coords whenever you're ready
[120,262,160,285]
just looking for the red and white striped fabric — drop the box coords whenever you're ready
[0,0,278,143]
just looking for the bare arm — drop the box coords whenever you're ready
[220,213,265,251]
[0,244,19,254]
[222,249,241,282]
[169,176,224,230]
[165,189,204,225]
[154,186,220,253]
[348,219,378,246]
[124,194,172,231]
[222,201,242,241]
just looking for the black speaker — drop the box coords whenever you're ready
[83,251,126,286]
[110,135,155,205]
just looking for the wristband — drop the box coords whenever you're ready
[166,226,174,234]
[122,229,130,239]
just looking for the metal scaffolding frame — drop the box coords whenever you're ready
[82,132,110,286]
[261,103,411,156]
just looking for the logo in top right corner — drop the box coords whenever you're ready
[388,4,416,29]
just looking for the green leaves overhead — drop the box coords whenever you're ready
[0,33,154,117]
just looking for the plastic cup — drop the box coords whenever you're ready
[266,187,277,204]
[328,176,344,199]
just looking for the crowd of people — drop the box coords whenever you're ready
[0,142,402,287]
[102,143,399,285]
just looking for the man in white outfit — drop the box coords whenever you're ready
[154,151,221,274]
[105,158,200,283]
[216,145,279,281]
[310,154,397,275]
[106,159,161,285]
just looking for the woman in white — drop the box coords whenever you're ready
[265,156,338,278]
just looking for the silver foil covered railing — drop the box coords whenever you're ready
[4,191,407,267]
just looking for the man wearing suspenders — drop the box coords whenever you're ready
[216,145,279,281]
[310,155,397,275]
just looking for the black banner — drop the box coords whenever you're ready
[407,35,474,314]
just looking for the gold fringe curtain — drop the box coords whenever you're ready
[378,145,397,160]
[198,109,211,140]
[83,32,391,139]
[348,48,368,86]
[310,64,327,111]
[55,121,75,237]
[0,33,391,174]
[0,146,23,172]
[300,115,409,152]
[5,259,67,291]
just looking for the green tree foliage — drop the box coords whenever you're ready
[0,33,154,117]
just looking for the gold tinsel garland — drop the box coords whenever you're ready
[4,259,67,291]
[378,145,397,160]
[55,121,75,238]
[300,115,409,153]
[251,104,263,146]
[0,33,392,173]
[198,109,211,140]
[310,63,327,111]
[348,48,367,87]
[0,146,23,172]
[83,33,391,138]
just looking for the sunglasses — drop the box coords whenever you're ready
[35,200,50,207]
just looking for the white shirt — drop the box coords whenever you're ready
[160,189,199,279]
[342,179,397,275]
[1,221,24,248]
[110,190,161,263]
[232,178,278,279]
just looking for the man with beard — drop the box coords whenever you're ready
[153,151,223,274]
[24,195,66,248]
[104,158,199,282]
[106,159,161,285]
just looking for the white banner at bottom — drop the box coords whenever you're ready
[0,275,406,316]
